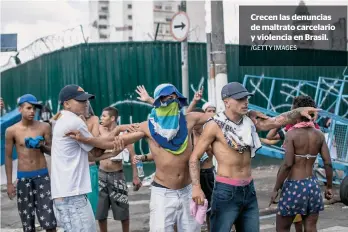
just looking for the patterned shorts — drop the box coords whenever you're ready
[278,176,324,217]
[17,169,57,231]
[96,169,129,221]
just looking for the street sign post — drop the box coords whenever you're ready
[170,12,190,42]
[0,34,17,52]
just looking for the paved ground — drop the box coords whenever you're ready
[1,165,347,231]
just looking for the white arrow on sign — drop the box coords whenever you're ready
[170,12,190,42]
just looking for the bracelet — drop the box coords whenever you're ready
[144,155,148,161]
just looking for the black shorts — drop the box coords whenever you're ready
[200,167,215,215]
[17,169,57,231]
[96,169,129,221]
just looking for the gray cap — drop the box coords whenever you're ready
[221,82,254,100]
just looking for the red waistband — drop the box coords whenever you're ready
[216,175,253,186]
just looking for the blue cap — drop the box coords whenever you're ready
[18,94,42,108]
[153,83,188,108]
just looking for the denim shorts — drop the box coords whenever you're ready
[53,194,96,232]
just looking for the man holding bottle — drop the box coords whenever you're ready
[97,106,142,232]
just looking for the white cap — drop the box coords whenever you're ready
[202,102,216,112]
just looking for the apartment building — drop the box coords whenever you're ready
[88,0,207,42]
[89,0,183,42]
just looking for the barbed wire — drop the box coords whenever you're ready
[0,25,88,72]
[0,23,232,72]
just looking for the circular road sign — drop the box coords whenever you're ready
[170,12,190,42]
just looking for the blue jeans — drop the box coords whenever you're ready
[210,180,260,232]
[53,195,96,232]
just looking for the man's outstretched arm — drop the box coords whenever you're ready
[88,136,125,161]
[67,123,145,149]
[186,112,215,128]
[254,107,319,131]
[119,132,145,146]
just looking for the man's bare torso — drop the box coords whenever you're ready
[8,121,48,172]
[287,127,324,180]
[139,121,193,189]
[209,121,253,179]
[99,126,123,172]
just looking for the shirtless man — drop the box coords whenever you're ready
[96,106,141,232]
[5,94,57,232]
[270,96,333,232]
[69,84,216,231]
[189,82,319,232]
[68,83,317,232]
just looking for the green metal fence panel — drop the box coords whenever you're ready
[1,42,347,154]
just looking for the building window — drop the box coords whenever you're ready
[128,15,132,20]
[165,17,171,22]
[128,4,132,9]
[129,36,133,41]
[165,5,172,10]
[101,6,108,11]
[99,15,107,20]
[128,25,133,30]
[154,5,162,10]
[98,25,107,29]
[100,34,108,39]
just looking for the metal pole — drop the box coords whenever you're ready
[180,1,189,101]
[206,33,214,103]
[210,0,227,171]
[211,0,227,113]
[205,0,214,104]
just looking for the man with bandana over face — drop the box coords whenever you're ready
[67,84,215,231]
[66,83,315,232]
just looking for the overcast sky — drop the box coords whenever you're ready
[0,0,89,65]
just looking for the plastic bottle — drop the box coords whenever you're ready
[136,160,145,178]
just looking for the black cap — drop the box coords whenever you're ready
[221,82,254,100]
[59,85,95,104]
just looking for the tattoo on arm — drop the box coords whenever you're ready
[273,108,301,126]
[189,160,201,186]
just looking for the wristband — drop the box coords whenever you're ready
[144,155,148,161]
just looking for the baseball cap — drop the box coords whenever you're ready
[58,84,95,104]
[18,94,42,108]
[221,82,254,100]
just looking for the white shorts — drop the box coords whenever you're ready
[149,184,201,232]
